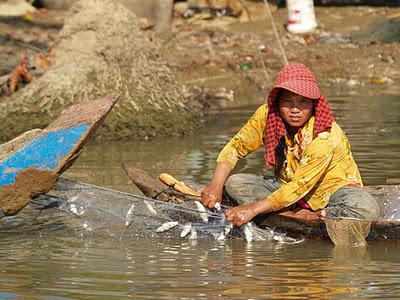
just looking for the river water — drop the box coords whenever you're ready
[1,91,399,299]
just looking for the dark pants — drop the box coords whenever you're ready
[224,174,380,220]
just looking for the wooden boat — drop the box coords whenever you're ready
[0,96,118,217]
[122,163,400,242]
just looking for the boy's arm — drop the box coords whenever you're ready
[217,104,267,169]
[202,105,267,208]
[201,162,232,208]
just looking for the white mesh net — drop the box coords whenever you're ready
[20,178,303,244]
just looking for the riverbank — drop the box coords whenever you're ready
[162,3,400,106]
[0,2,399,138]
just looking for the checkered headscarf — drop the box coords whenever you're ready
[264,64,334,167]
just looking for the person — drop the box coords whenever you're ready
[201,63,379,227]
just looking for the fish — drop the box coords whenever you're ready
[224,223,233,236]
[217,230,225,241]
[125,204,135,227]
[180,222,192,237]
[242,223,254,242]
[68,195,79,203]
[156,221,179,233]
[82,223,92,231]
[194,200,208,223]
[273,234,305,244]
[143,200,158,216]
[273,235,284,242]
[69,203,80,215]
[69,203,85,216]
[189,228,198,240]
[214,203,221,211]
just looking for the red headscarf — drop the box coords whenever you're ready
[264,64,334,167]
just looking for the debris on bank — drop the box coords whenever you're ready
[183,86,234,114]
[351,16,400,44]
[178,0,250,22]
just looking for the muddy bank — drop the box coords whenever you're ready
[0,0,199,143]
[162,4,400,105]
[0,2,399,141]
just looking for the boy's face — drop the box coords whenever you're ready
[278,89,314,130]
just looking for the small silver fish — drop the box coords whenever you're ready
[273,234,304,244]
[156,221,178,233]
[194,201,208,223]
[69,203,79,215]
[217,231,225,241]
[125,204,135,227]
[242,223,253,242]
[189,228,198,240]
[214,203,221,211]
[82,223,92,231]
[144,200,158,216]
[224,223,233,236]
[180,222,192,238]
[69,195,79,203]
[273,235,284,242]
[69,203,85,216]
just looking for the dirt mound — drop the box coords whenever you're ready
[0,0,198,142]
[352,17,400,44]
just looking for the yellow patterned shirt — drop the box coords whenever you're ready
[217,104,363,211]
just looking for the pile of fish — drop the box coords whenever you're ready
[23,178,304,244]
[121,198,303,244]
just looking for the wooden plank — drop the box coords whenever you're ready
[122,163,199,203]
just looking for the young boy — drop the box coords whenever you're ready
[201,63,379,226]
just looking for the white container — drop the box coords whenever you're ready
[286,0,318,34]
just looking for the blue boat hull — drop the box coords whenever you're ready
[0,96,118,216]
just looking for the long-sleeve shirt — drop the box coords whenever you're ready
[217,104,363,211]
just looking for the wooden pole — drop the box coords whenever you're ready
[155,0,173,33]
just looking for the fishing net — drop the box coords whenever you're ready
[28,178,303,244]
[324,185,400,246]
[324,217,371,247]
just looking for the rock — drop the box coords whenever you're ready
[40,0,77,10]
[0,0,199,142]
[351,17,400,44]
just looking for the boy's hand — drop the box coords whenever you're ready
[226,204,257,226]
[201,183,222,209]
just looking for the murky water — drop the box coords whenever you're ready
[1,92,400,299]
[1,235,400,299]
[68,92,400,189]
